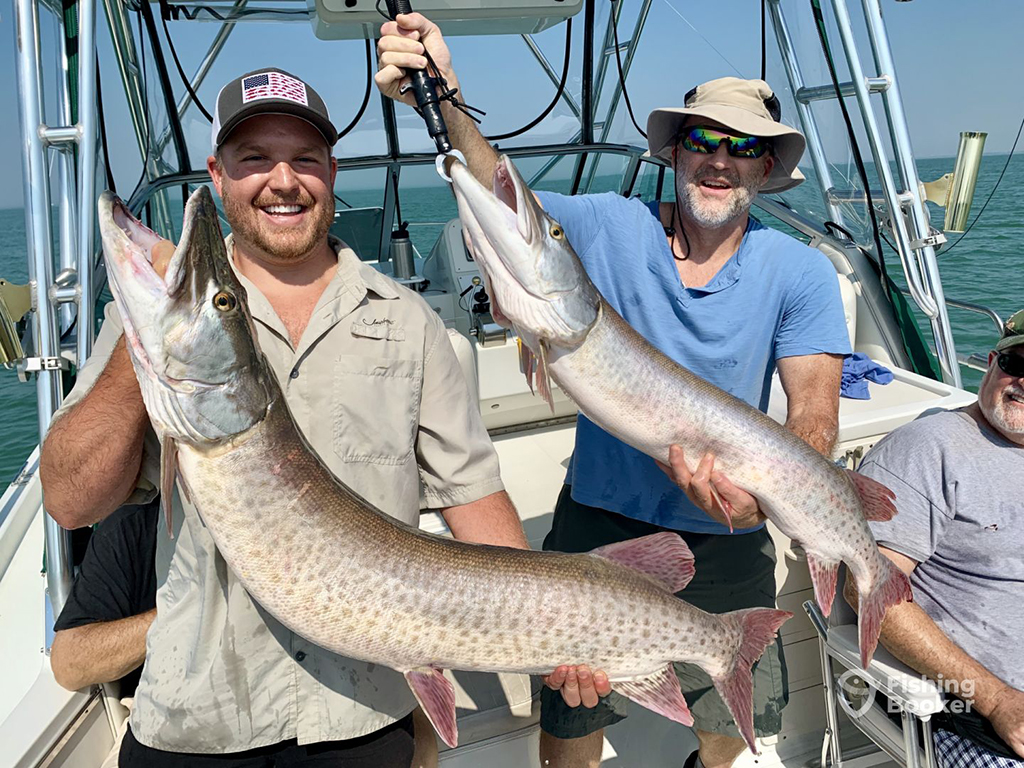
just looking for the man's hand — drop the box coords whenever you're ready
[983,685,1024,759]
[376,13,456,109]
[656,445,766,531]
[543,665,612,709]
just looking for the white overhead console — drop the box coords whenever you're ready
[311,0,582,40]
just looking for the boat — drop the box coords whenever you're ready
[0,0,1008,765]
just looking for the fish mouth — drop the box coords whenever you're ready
[450,157,547,299]
[98,187,228,391]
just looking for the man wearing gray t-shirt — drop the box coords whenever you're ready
[846,309,1024,768]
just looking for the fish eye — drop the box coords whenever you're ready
[213,291,237,312]
[549,225,564,240]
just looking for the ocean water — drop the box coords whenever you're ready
[1,154,1020,485]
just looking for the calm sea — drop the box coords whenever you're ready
[1,154,1021,485]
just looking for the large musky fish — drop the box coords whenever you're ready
[96,186,791,752]
[450,156,912,671]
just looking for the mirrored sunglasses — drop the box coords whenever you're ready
[680,126,771,159]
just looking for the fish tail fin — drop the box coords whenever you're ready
[711,607,792,755]
[856,559,913,668]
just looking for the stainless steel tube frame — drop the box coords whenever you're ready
[766,0,844,225]
[857,0,960,387]
[13,0,75,616]
[77,0,99,367]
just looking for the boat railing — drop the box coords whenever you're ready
[894,289,1004,374]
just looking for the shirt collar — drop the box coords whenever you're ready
[225,234,401,346]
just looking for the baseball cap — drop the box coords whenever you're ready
[212,68,338,151]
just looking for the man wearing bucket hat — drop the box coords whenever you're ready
[378,15,851,768]
[42,67,535,767]
[848,309,1024,768]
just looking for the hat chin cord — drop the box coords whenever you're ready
[664,203,691,261]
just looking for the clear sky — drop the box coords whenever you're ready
[1,0,1022,209]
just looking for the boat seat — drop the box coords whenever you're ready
[805,570,943,768]
[447,328,480,407]
[837,271,858,349]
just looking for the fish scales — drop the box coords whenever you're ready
[99,185,791,751]
[553,305,877,576]
[449,155,912,675]
[177,398,730,677]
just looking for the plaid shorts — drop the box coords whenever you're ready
[935,729,1024,768]
[538,486,789,740]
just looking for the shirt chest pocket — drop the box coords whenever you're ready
[332,355,422,465]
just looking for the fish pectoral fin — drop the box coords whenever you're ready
[160,436,178,540]
[517,337,536,395]
[613,665,693,727]
[536,340,555,413]
[805,552,840,617]
[846,469,898,521]
[590,532,695,592]
[404,667,458,749]
[708,483,735,533]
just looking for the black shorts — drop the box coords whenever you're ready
[539,485,789,741]
[119,716,415,768]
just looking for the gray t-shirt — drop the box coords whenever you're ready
[858,408,1024,691]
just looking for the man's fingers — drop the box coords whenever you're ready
[543,665,567,691]
[668,445,693,484]
[577,666,599,709]
[378,51,428,72]
[594,670,611,697]
[560,667,582,708]
[688,453,717,508]
[376,35,424,56]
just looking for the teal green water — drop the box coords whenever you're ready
[1,154,1020,485]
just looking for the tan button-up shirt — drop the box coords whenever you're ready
[54,237,504,752]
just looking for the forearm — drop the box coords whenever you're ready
[844,585,1008,717]
[785,406,838,457]
[50,609,156,691]
[40,337,149,528]
[442,93,499,187]
[442,490,529,549]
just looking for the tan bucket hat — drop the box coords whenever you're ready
[646,77,807,194]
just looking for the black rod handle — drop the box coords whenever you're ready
[385,0,452,154]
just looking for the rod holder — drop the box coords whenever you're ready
[944,131,987,233]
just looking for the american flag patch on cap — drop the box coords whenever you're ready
[241,71,308,106]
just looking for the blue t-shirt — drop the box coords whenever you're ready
[535,191,851,534]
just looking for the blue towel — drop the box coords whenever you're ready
[841,353,894,399]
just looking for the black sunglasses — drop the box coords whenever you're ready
[996,351,1024,378]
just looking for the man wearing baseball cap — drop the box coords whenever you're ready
[378,15,851,768]
[850,311,1024,768]
[42,67,534,767]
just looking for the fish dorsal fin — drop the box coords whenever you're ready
[405,667,458,748]
[591,532,695,593]
[846,470,898,521]
[160,436,177,540]
[535,340,555,413]
[612,664,694,727]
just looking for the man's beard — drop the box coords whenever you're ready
[223,188,334,262]
[986,383,1024,440]
[676,164,764,230]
